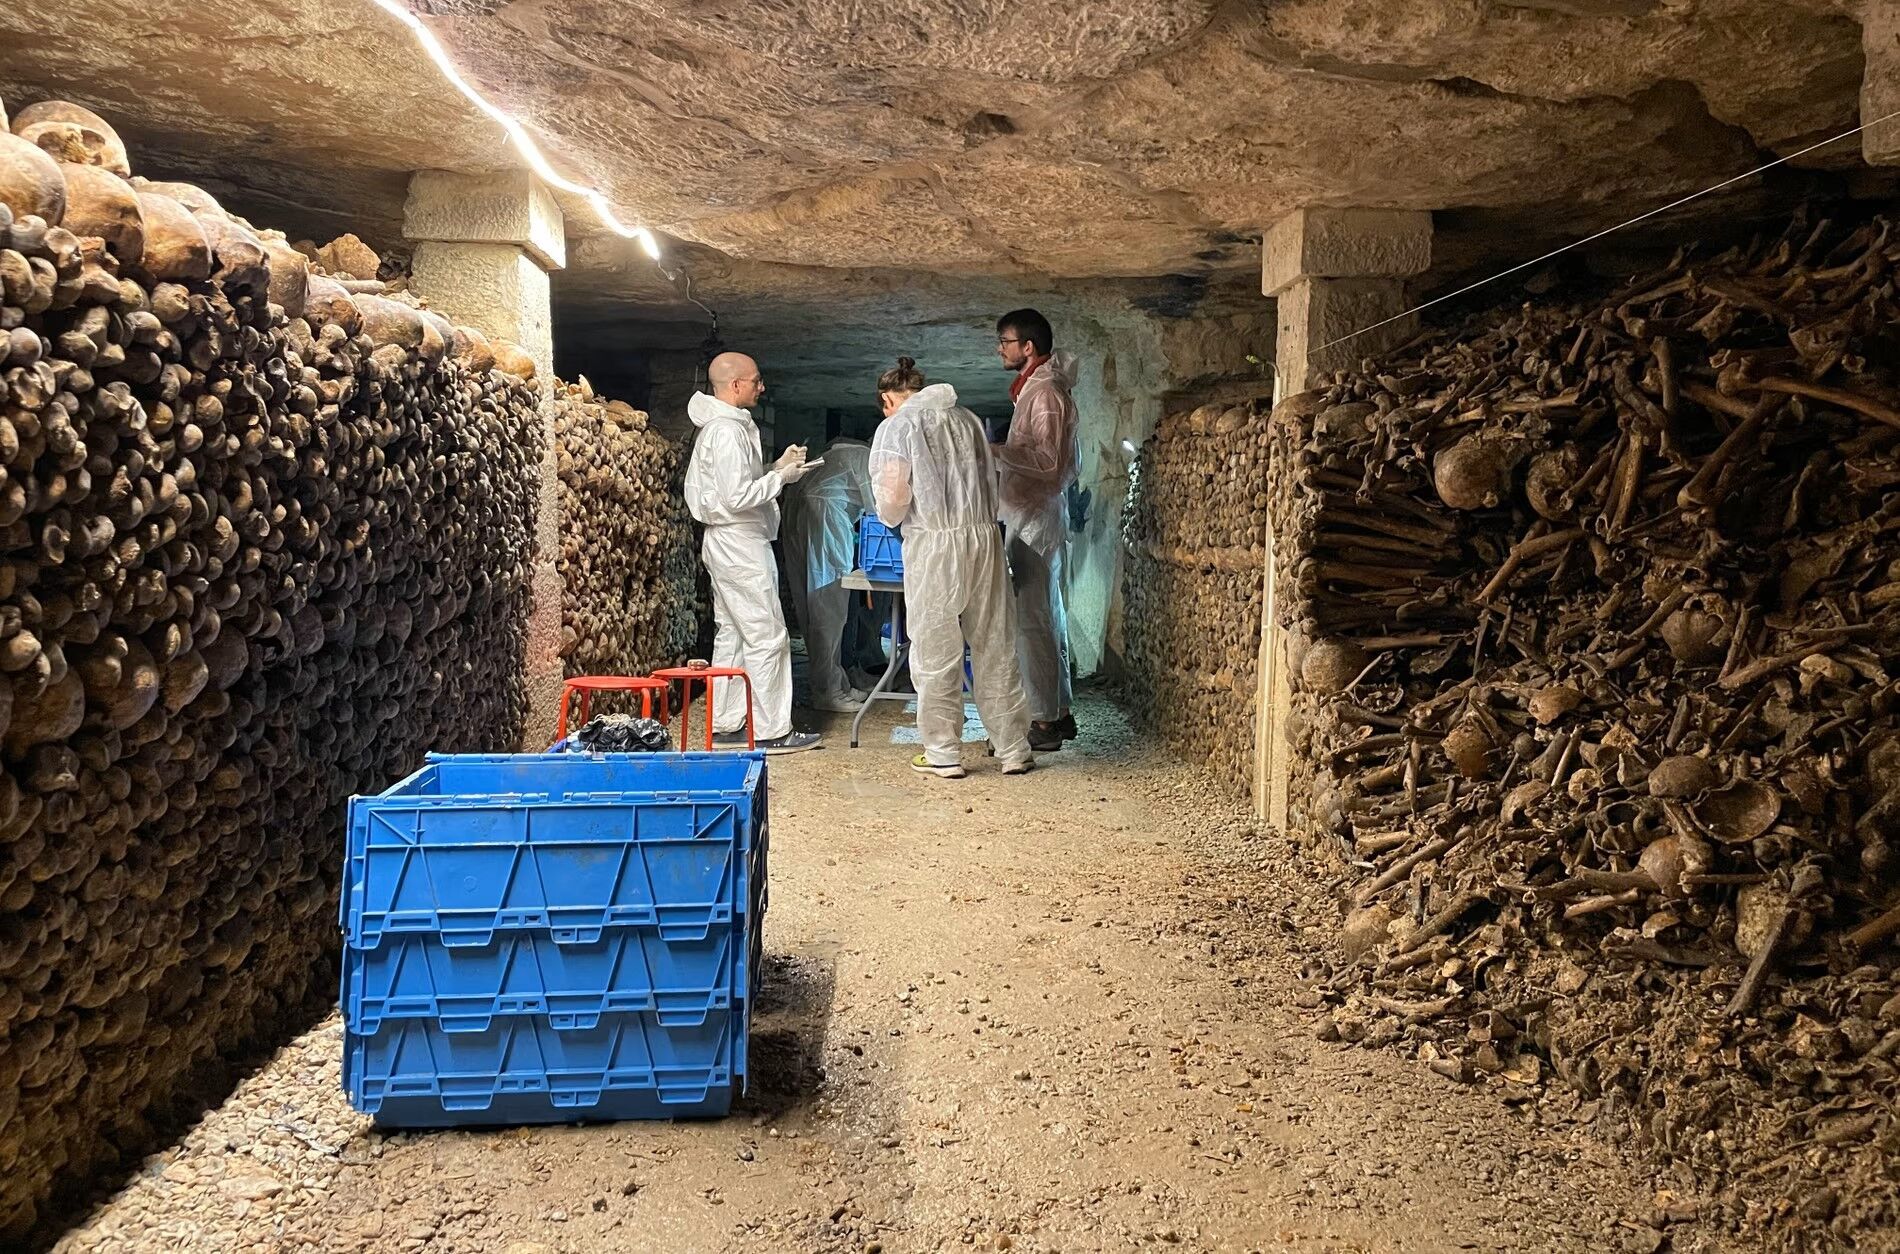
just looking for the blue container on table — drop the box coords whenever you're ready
[339,751,767,1127]
[858,512,903,581]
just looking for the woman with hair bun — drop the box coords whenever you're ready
[869,357,1034,779]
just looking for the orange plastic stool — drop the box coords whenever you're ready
[555,675,670,742]
[652,664,756,750]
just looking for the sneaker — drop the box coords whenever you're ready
[912,754,966,779]
[711,731,750,749]
[809,689,869,713]
[1028,723,1064,753]
[760,731,822,755]
[1000,757,1035,776]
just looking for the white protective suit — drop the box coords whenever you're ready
[782,437,873,706]
[995,352,1079,722]
[683,392,793,740]
[870,385,1032,768]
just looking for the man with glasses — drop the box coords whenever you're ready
[683,351,823,753]
[993,309,1079,752]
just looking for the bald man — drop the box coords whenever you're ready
[683,353,822,753]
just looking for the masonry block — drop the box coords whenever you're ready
[405,168,567,271]
[1263,208,1432,297]
[1866,7,1900,166]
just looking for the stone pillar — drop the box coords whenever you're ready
[1263,208,1431,394]
[404,170,567,749]
[1253,208,1432,826]
[1866,6,1900,166]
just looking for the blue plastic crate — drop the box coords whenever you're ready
[339,751,769,1128]
[343,1009,743,1125]
[858,512,903,580]
[343,752,765,948]
[343,925,740,1034]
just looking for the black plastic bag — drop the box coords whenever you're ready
[572,714,672,754]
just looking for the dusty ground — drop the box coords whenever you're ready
[54,694,1699,1253]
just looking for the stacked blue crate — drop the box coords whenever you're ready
[339,751,766,1127]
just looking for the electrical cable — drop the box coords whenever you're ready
[367,0,661,260]
[1310,107,1900,359]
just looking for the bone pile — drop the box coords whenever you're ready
[1,99,543,1240]
[1271,211,1900,1240]
[1121,397,1272,796]
[554,378,696,679]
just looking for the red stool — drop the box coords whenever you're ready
[652,664,756,751]
[555,675,670,742]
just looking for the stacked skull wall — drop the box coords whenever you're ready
[1,99,549,1238]
[554,378,697,680]
[1119,397,1273,797]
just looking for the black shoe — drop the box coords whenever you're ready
[759,731,822,755]
[1054,713,1078,741]
[1028,723,1063,753]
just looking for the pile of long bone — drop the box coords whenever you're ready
[1,98,543,1240]
[1120,397,1272,796]
[1271,210,1900,1243]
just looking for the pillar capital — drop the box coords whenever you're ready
[1262,207,1432,297]
[1865,8,1900,166]
[404,169,567,271]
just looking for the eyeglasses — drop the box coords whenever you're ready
[996,337,1022,347]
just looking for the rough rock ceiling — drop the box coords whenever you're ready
[1,0,1886,412]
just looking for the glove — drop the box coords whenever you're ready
[779,459,812,484]
[771,445,808,473]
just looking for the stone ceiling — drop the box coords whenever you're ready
[3,0,1891,412]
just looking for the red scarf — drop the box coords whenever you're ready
[1009,352,1048,402]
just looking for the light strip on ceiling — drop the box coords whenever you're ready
[368,0,662,261]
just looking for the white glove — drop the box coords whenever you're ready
[772,445,808,473]
[779,460,812,485]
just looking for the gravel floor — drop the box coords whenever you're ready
[50,694,1705,1253]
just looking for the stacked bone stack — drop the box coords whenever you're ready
[1267,211,1900,1239]
[0,98,545,1241]
[1120,397,1271,796]
[553,378,696,679]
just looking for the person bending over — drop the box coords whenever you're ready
[869,357,1033,779]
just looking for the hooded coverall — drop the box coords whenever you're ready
[870,384,1033,769]
[782,438,874,707]
[995,352,1079,723]
[683,392,793,740]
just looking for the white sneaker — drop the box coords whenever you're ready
[809,689,868,713]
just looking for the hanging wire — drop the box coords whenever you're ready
[1309,107,1900,360]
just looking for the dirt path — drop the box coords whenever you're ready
[56,695,1674,1253]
